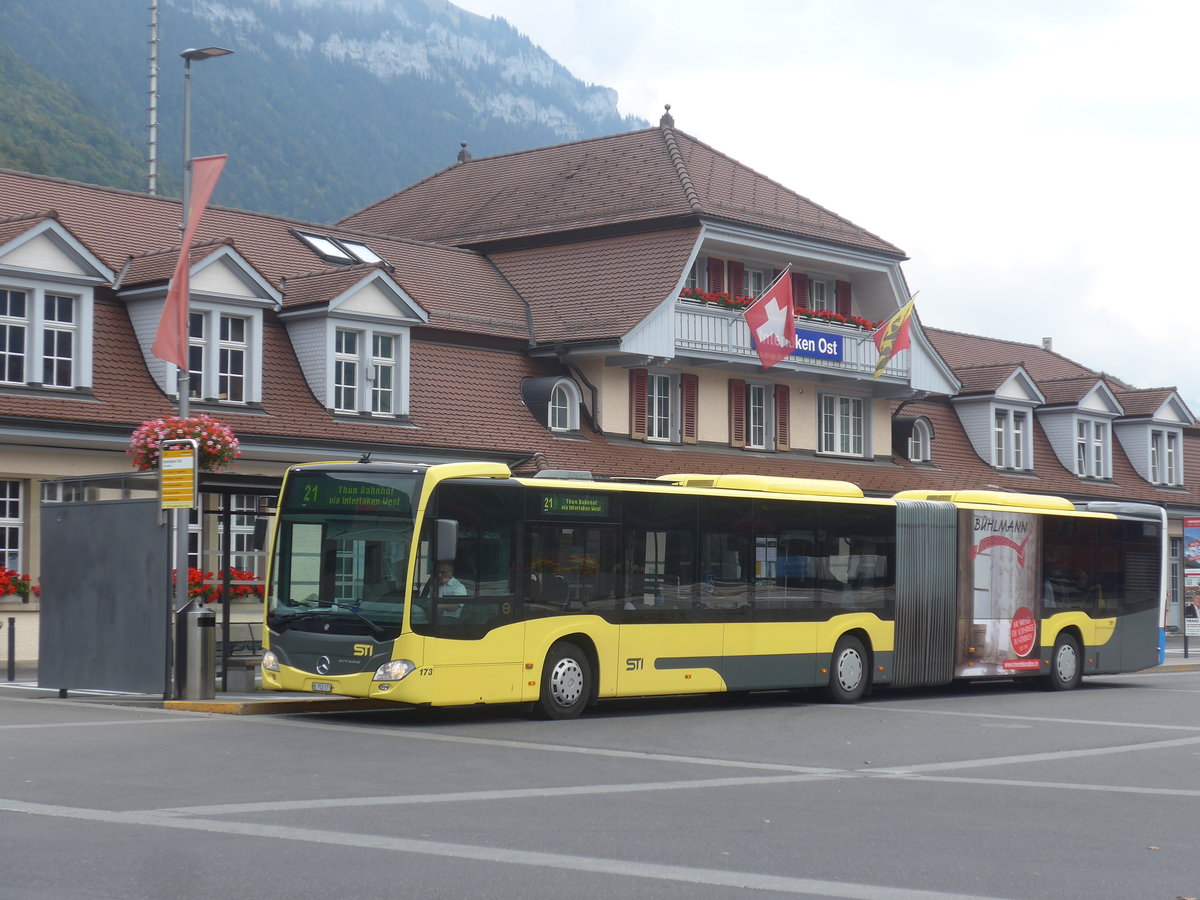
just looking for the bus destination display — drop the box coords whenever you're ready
[539,492,610,516]
[286,475,414,514]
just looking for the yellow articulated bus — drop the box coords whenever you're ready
[260,460,1166,718]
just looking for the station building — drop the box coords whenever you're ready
[1,109,1196,652]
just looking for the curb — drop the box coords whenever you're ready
[164,696,394,715]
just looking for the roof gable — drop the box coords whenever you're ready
[1114,388,1196,425]
[280,266,427,324]
[0,214,112,283]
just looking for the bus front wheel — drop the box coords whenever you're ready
[826,635,869,703]
[1042,633,1082,691]
[537,641,591,719]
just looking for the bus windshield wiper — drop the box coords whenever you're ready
[322,600,387,637]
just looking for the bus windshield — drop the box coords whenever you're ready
[267,469,420,636]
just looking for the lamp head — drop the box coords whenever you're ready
[180,47,233,62]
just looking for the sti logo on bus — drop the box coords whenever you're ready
[353,644,371,657]
[625,658,644,671]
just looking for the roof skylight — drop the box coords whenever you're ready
[291,229,384,266]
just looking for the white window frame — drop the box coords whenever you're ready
[330,323,410,417]
[745,381,774,450]
[369,332,396,415]
[186,305,259,404]
[646,371,678,443]
[0,479,22,571]
[993,407,1031,470]
[0,279,93,390]
[684,262,699,291]
[745,269,766,299]
[1150,428,1182,485]
[549,379,581,432]
[809,277,834,312]
[819,393,865,457]
[908,419,931,463]
[1075,417,1111,478]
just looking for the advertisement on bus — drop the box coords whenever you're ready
[956,509,1042,677]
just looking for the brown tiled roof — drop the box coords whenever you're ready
[0,212,55,248]
[1038,375,1106,407]
[0,169,527,340]
[490,227,700,343]
[340,127,904,257]
[281,264,392,311]
[117,239,231,287]
[1112,387,1179,419]
[953,364,1020,395]
[925,328,1094,382]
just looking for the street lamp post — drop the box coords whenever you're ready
[174,46,231,700]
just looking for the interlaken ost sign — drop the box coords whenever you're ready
[791,327,843,361]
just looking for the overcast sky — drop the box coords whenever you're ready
[454,0,1199,409]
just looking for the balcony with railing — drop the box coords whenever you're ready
[674,300,908,380]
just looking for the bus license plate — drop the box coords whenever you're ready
[311,682,333,693]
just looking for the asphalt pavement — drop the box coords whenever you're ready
[4,631,1199,714]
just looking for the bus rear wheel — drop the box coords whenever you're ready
[537,641,591,719]
[1042,633,1082,691]
[826,635,869,703]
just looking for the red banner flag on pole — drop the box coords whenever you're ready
[153,154,227,369]
[871,298,916,378]
[743,268,795,369]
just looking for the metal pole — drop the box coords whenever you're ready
[6,617,14,682]
[173,47,231,700]
[174,52,197,698]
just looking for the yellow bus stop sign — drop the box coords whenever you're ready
[160,439,198,509]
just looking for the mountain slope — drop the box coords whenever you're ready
[0,0,646,223]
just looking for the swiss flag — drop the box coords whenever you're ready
[744,270,795,369]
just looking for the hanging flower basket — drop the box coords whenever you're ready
[129,415,241,472]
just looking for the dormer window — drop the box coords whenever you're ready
[188,310,252,403]
[1075,419,1110,478]
[1,286,90,390]
[549,379,581,431]
[908,419,932,463]
[332,326,406,416]
[994,407,1030,470]
[1150,429,1182,485]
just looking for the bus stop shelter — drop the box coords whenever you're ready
[38,470,281,698]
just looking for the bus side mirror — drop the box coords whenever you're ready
[435,518,458,562]
[253,517,270,551]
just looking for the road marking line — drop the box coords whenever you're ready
[0,796,1011,900]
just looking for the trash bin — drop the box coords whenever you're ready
[182,605,216,700]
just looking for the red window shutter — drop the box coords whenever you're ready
[835,280,852,318]
[707,257,725,293]
[774,384,790,452]
[629,368,648,441]
[791,272,808,310]
[728,261,745,299]
[681,373,699,444]
[728,378,746,448]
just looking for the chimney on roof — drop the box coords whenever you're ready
[457,141,472,164]
[659,104,674,128]
[1042,337,1053,351]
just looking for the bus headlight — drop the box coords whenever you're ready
[261,651,280,672]
[373,659,416,682]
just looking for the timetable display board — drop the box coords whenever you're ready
[160,439,198,510]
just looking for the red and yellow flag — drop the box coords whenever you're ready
[871,298,916,378]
